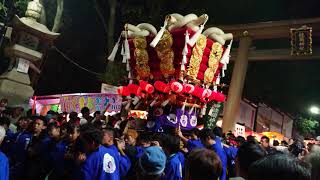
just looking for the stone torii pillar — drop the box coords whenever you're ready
[222,31,252,132]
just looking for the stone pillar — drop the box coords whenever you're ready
[222,31,252,132]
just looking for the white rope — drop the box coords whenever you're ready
[53,46,101,76]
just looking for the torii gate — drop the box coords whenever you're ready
[218,17,320,132]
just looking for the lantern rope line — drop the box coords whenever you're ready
[53,46,101,76]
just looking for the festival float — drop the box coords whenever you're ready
[110,13,233,131]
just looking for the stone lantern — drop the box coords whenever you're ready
[0,0,60,106]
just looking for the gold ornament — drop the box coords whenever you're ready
[187,34,207,79]
[204,42,223,83]
[155,30,175,78]
[133,37,150,79]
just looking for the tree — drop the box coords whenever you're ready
[0,0,64,32]
[294,116,320,138]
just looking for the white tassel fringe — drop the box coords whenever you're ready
[150,20,168,47]
[107,35,121,61]
[188,24,204,47]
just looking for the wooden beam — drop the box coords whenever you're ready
[230,47,320,61]
[216,17,320,40]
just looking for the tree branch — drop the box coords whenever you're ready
[92,0,108,35]
[93,0,117,53]
[107,0,116,52]
[52,0,64,32]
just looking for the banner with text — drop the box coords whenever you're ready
[60,94,122,113]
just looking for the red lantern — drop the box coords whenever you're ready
[154,81,170,93]
[139,80,154,94]
[127,84,142,96]
[117,86,130,96]
[216,92,226,102]
[208,91,225,102]
[183,84,195,94]
[192,86,206,98]
[208,91,217,101]
[170,81,183,93]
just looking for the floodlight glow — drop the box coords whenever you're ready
[309,106,320,115]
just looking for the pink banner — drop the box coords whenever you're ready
[60,94,122,113]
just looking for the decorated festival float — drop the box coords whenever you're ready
[111,13,233,132]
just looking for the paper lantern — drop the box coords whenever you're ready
[183,84,195,94]
[118,86,131,96]
[215,92,226,102]
[209,91,225,102]
[203,89,212,98]
[192,86,206,98]
[154,81,170,93]
[170,81,183,93]
[139,80,154,94]
[208,91,218,101]
[127,84,142,96]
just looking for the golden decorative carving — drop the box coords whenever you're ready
[133,37,150,79]
[204,42,223,83]
[187,34,207,79]
[155,30,175,78]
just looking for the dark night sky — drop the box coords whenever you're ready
[36,0,320,116]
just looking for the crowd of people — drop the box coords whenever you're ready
[0,98,319,180]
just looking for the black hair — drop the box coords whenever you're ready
[161,135,180,154]
[47,122,60,131]
[113,128,122,139]
[281,140,288,146]
[81,107,90,114]
[69,112,78,120]
[18,116,30,121]
[227,132,236,139]
[260,136,270,143]
[102,127,115,138]
[212,127,223,137]
[237,141,266,174]
[119,120,128,134]
[288,140,304,157]
[2,108,12,115]
[47,110,55,115]
[0,116,10,127]
[93,120,103,129]
[32,116,47,126]
[247,135,258,144]
[273,140,280,146]
[186,148,222,180]
[81,125,103,145]
[235,136,246,146]
[137,133,151,144]
[94,111,101,117]
[199,128,216,141]
[248,153,311,180]
[66,123,80,134]
[190,128,200,137]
